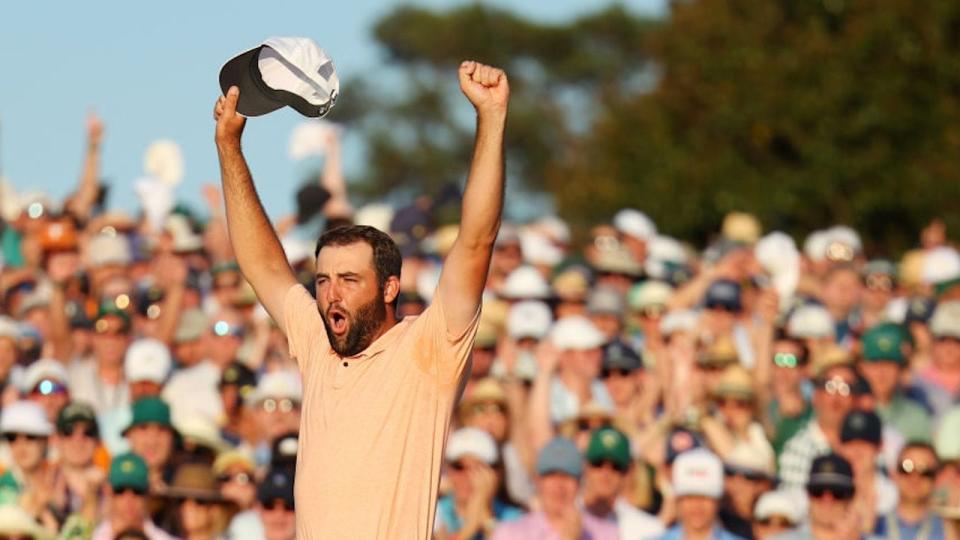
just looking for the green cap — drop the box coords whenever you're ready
[123,397,172,435]
[56,401,98,435]
[95,301,131,328]
[109,452,149,492]
[861,323,907,364]
[585,427,631,470]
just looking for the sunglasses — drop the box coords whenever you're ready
[639,305,666,319]
[577,419,612,433]
[717,398,752,409]
[3,433,45,443]
[587,458,629,473]
[116,487,148,497]
[819,377,851,397]
[723,466,768,482]
[898,459,938,478]
[31,379,68,397]
[754,517,793,528]
[807,486,854,500]
[262,399,297,413]
[59,423,96,439]
[773,352,805,369]
[217,472,252,485]
[467,402,506,415]
[94,319,129,336]
[864,274,893,292]
[601,368,634,379]
[261,499,294,512]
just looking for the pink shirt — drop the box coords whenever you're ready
[491,510,620,540]
[283,285,479,539]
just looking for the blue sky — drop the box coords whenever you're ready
[0,0,664,219]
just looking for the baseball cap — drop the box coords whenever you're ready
[88,234,131,268]
[174,309,209,344]
[787,304,835,340]
[931,301,960,339]
[713,365,755,399]
[704,280,742,312]
[699,337,739,368]
[587,286,627,317]
[665,427,704,464]
[754,490,802,524]
[219,362,257,399]
[613,209,657,241]
[672,448,723,498]
[220,37,339,118]
[0,401,52,437]
[549,316,605,351]
[506,300,553,340]
[446,427,499,465]
[124,338,172,384]
[258,467,295,509]
[904,296,936,325]
[602,340,641,373]
[20,358,69,394]
[123,397,172,435]
[500,266,552,300]
[724,444,776,480]
[585,427,631,471]
[245,371,302,406]
[56,401,98,436]
[861,323,908,364]
[840,410,882,446]
[537,437,582,479]
[806,453,854,491]
[213,449,256,477]
[110,452,149,493]
[660,310,699,336]
[627,280,673,312]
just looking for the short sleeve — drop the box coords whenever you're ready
[281,284,327,367]
[407,288,481,384]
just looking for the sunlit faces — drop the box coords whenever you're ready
[537,472,579,519]
[893,445,939,504]
[5,432,47,472]
[677,496,720,533]
[315,243,397,357]
[91,314,131,366]
[260,499,296,540]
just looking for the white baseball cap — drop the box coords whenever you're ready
[506,301,552,340]
[1,400,52,436]
[754,490,802,524]
[660,309,699,336]
[787,304,835,339]
[446,427,499,465]
[931,301,960,339]
[500,266,551,300]
[220,37,339,118]
[125,338,173,384]
[549,316,605,351]
[87,234,131,268]
[245,371,302,406]
[21,359,69,394]
[613,209,657,241]
[672,448,723,498]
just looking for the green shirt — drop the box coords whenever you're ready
[770,401,813,457]
[878,394,932,443]
[0,469,22,506]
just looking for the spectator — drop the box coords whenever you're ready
[255,468,296,540]
[20,358,70,424]
[719,446,777,539]
[543,317,610,424]
[657,448,745,540]
[435,428,523,539]
[761,333,812,457]
[772,453,878,540]
[92,452,176,540]
[217,362,257,447]
[67,304,131,415]
[215,450,258,538]
[0,401,53,515]
[858,323,932,443]
[915,302,960,417]
[875,442,947,539]
[837,410,898,529]
[582,427,664,539]
[751,491,800,540]
[491,437,617,539]
[600,339,652,433]
[122,398,176,491]
[161,463,232,540]
[51,402,105,521]
[245,371,302,463]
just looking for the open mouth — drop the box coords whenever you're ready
[328,309,348,335]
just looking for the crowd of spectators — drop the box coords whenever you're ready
[0,117,959,539]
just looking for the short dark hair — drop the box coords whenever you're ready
[314,225,402,299]
[899,441,938,462]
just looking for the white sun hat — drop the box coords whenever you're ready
[220,37,339,118]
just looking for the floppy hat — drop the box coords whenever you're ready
[220,37,339,118]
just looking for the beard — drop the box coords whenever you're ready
[321,292,388,357]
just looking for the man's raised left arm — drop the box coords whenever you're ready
[437,61,510,336]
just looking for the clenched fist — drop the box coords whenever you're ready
[458,61,509,119]
[213,86,247,150]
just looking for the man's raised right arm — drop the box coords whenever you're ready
[214,87,298,324]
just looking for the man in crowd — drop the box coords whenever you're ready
[492,437,618,539]
[657,449,746,540]
[92,452,175,540]
[875,442,947,539]
[122,397,176,491]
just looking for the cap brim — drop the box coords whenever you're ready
[219,46,285,118]
[807,473,854,490]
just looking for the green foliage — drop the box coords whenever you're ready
[350,1,960,252]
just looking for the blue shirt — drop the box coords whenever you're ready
[655,523,746,540]
[436,494,525,539]
[875,512,946,540]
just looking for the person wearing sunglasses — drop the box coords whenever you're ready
[51,402,105,521]
[582,427,664,539]
[773,453,880,540]
[67,304,132,416]
[760,333,812,457]
[600,340,652,434]
[122,398,176,492]
[20,359,70,424]
[751,490,800,540]
[701,279,755,369]
[655,448,745,540]
[872,442,948,539]
[779,363,858,492]
[92,452,176,540]
[216,450,260,540]
[435,428,522,540]
[255,468,296,540]
[0,401,54,510]
[860,261,897,330]
[718,446,777,539]
[161,463,233,540]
